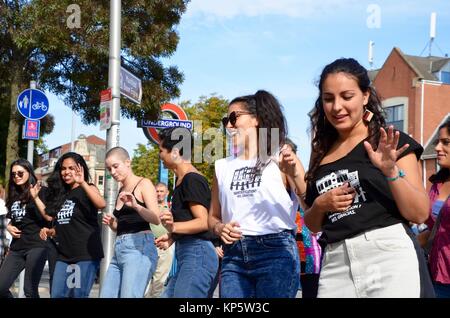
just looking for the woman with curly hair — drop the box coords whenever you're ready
[304,58,434,297]
[41,152,105,298]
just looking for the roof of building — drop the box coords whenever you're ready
[392,47,450,81]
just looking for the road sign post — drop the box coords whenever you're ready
[16,80,49,297]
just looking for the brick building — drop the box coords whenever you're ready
[369,47,450,189]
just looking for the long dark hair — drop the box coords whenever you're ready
[5,159,37,210]
[229,90,287,171]
[429,118,450,183]
[306,58,386,182]
[46,152,91,214]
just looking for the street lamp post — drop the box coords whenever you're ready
[99,0,121,295]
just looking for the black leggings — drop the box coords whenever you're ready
[0,247,47,298]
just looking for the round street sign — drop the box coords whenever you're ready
[16,88,49,120]
[143,103,190,145]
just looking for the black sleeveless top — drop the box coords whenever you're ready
[113,179,150,236]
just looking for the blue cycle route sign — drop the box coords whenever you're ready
[16,88,49,120]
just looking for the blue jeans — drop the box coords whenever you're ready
[220,230,300,298]
[162,237,218,298]
[51,260,100,298]
[100,232,157,298]
[433,282,450,298]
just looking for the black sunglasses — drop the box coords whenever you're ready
[222,111,252,127]
[11,171,25,178]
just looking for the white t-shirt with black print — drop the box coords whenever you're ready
[215,157,297,236]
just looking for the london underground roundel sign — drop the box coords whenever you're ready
[142,103,192,145]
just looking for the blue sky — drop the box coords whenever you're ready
[44,0,450,166]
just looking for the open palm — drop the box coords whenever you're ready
[364,126,409,176]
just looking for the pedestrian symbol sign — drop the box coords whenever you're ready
[17,88,49,120]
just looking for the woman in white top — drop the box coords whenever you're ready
[208,90,307,298]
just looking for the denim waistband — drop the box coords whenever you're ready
[241,229,295,240]
[116,230,153,241]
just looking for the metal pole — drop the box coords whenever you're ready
[18,80,37,297]
[71,110,76,151]
[99,0,121,296]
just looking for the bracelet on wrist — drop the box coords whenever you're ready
[385,169,406,182]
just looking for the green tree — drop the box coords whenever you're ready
[1,0,188,182]
[131,94,229,191]
[184,95,229,184]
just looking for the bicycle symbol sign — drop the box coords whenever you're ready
[16,88,49,120]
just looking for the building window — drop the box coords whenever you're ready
[384,104,404,132]
[98,175,104,186]
[441,71,450,84]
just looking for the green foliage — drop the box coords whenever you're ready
[184,95,229,185]
[0,0,189,180]
[131,94,229,189]
[23,0,189,124]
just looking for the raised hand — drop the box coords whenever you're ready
[364,126,409,177]
[278,144,299,178]
[73,164,85,185]
[30,181,41,199]
[118,192,138,209]
[315,183,356,213]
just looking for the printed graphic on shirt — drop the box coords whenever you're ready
[316,169,368,223]
[230,166,262,198]
[10,201,26,222]
[57,200,76,224]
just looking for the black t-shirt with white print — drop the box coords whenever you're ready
[6,187,49,251]
[54,185,104,263]
[171,172,213,241]
[305,131,423,245]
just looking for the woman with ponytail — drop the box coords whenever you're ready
[208,90,307,298]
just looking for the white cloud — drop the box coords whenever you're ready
[185,0,359,19]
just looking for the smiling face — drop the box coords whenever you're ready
[321,72,370,135]
[225,102,259,154]
[11,165,30,187]
[435,126,450,169]
[60,158,79,186]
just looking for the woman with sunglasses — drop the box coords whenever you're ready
[41,152,105,298]
[0,159,49,298]
[208,90,306,298]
